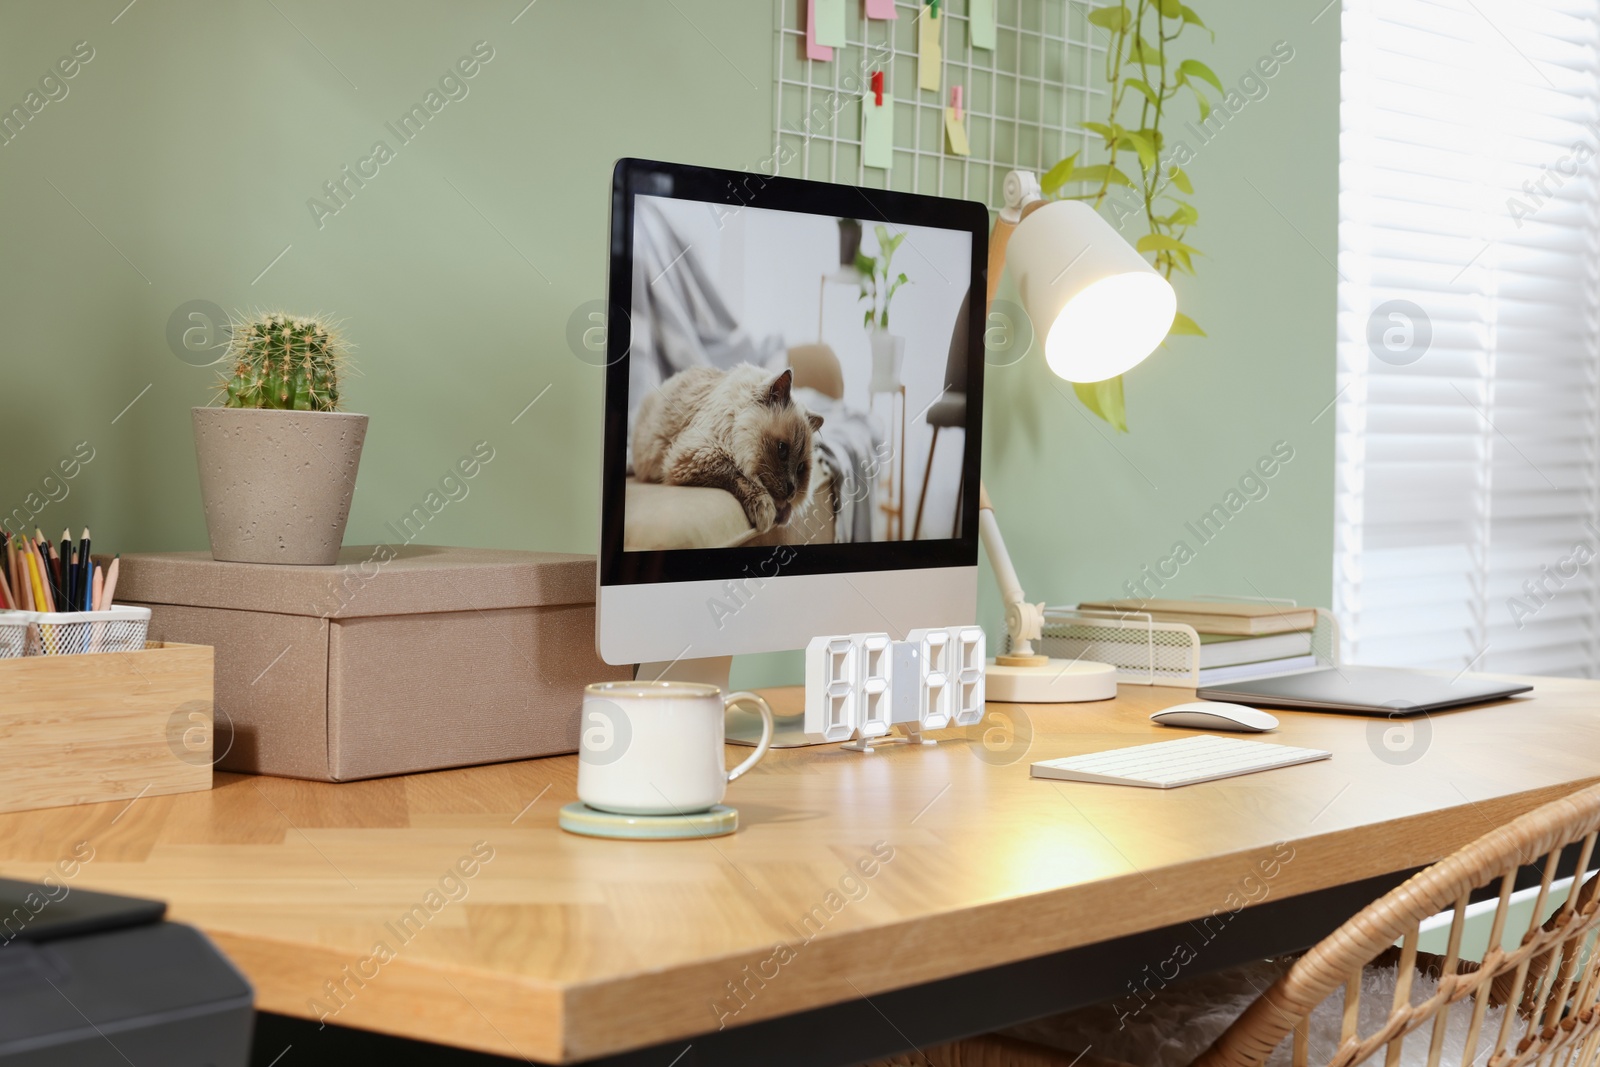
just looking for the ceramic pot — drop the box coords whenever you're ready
[192,407,367,565]
[868,328,905,393]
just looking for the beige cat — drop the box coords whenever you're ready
[633,364,824,534]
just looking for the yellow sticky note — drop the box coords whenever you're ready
[970,0,996,49]
[944,107,970,156]
[863,93,894,170]
[815,0,847,48]
[919,4,941,91]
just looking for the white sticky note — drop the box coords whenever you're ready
[919,4,941,91]
[970,0,996,49]
[945,107,970,155]
[863,92,894,170]
[815,0,847,48]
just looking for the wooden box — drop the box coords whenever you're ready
[0,642,213,814]
[117,547,631,782]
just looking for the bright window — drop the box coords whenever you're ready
[1335,0,1600,675]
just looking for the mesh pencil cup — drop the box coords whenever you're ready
[27,607,151,656]
[0,611,32,659]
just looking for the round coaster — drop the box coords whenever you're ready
[558,802,738,840]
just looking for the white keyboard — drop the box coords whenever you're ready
[1031,734,1331,789]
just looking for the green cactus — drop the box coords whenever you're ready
[220,312,351,412]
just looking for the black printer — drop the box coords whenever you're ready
[0,878,252,1065]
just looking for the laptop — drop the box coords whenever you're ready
[1198,665,1532,716]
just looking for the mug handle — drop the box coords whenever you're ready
[724,691,774,783]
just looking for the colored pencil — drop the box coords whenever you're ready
[101,555,120,611]
[38,541,57,613]
[4,534,16,610]
[26,546,48,613]
[62,538,73,610]
[0,542,12,610]
[43,541,62,609]
[34,530,50,602]
[77,529,91,612]
[91,563,104,613]
[16,541,32,612]
[61,531,73,611]
[26,541,40,612]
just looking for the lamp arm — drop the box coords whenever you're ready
[978,482,1045,659]
[981,171,1054,666]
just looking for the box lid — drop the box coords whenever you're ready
[116,546,597,618]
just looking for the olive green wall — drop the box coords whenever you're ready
[0,2,1335,687]
[977,3,1339,657]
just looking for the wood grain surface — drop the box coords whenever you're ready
[0,678,1591,1063]
[0,641,211,814]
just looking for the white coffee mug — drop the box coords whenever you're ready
[578,681,775,816]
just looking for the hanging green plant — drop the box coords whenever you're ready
[1040,0,1212,431]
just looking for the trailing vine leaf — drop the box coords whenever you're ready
[1087,3,1131,30]
[1178,5,1212,38]
[1073,378,1127,433]
[1126,35,1160,64]
[1118,131,1157,171]
[1084,120,1120,145]
[1136,232,1201,257]
[1169,312,1206,336]
[1176,58,1224,94]
[1040,153,1078,193]
[1073,163,1135,187]
[1034,0,1213,431]
[1124,77,1161,107]
[1161,202,1199,226]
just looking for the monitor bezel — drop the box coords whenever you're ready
[600,157,988,589]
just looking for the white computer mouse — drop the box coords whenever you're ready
[1150,701,1279,733]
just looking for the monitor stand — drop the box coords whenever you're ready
[634,655,831,749]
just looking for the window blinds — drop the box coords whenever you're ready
[1335,0,1600,676]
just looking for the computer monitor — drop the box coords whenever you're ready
[597,157,987,706]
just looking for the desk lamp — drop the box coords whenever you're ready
[980,170,1177,702]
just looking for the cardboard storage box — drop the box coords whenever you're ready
[118,547,630,781]
[0,641,213,813]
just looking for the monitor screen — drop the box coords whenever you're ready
[600,158,987,591]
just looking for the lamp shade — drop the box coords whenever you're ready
[1005,200,1177,383]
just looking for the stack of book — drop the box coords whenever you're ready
[1076,598,1319,685]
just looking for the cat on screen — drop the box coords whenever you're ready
[633,364,823,535]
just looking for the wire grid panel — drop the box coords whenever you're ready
[772,0,1106,210]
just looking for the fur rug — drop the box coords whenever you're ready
[1005,959,1511,1067]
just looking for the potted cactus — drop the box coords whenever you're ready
[191,312,365,565]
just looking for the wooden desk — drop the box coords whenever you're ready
[1,680,1595,1064]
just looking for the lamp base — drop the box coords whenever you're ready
[985,659,1117,703]
[995,652,1049,667]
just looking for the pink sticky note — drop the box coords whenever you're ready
[806,0,834,60]
[866,0,898,18]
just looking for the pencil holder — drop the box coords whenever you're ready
[0,611,31,659]
[26,607,151,657]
